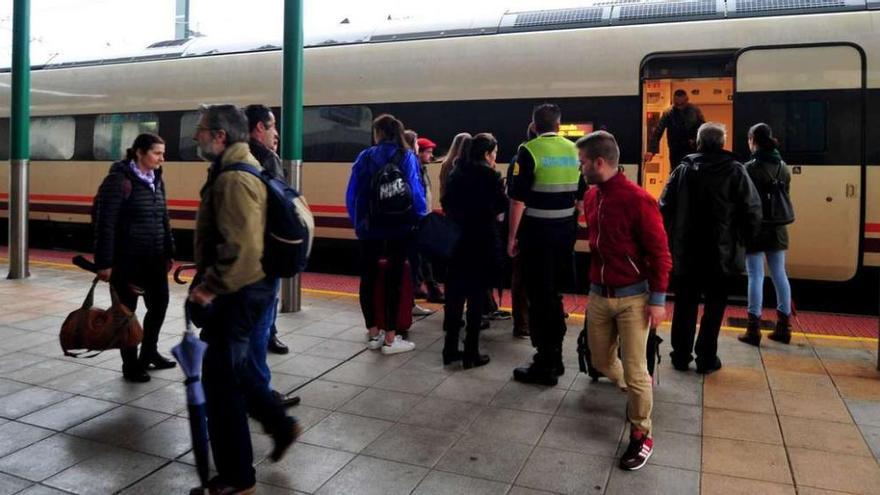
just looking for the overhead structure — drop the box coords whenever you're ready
[280,0,304,313]
[8,0,30,280]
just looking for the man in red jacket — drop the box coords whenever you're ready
[579,131,672,471]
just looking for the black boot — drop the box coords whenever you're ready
[462,329,489,369]
[737,313,762,347]
[768,310,792,344]
[123,364,151,383]
[139,349,177,370]
[442,327,462,365]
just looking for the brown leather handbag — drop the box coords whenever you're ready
[59,278,144,357]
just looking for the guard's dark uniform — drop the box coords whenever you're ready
[509,133,580,376]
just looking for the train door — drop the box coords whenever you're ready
[733,44,865,281]
[640,51,736,199]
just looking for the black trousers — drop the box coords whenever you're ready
[519,217,576,370]
[110,257,170,367]
[670,273,733,367]
[201,278,289,488]
[443,262,488,351]
[359,238,409,331]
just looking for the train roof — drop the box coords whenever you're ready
[2,0,878,73]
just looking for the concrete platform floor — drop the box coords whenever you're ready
[0,263,878,494]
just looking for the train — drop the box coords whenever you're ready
[1,0,879,312]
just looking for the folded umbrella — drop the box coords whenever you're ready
[172,307,211,492]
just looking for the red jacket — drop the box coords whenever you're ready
[584,173,672,303]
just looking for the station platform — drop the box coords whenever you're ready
[0,254,878,494]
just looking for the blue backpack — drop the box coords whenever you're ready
[221,163,314,277]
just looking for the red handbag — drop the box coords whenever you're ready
[59,278,144,357]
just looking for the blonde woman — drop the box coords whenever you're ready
[438,132,472,200]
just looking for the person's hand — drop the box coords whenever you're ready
[97,268,112,282]
[646,304,666,328]
[189,284,216,307]
[643,152,654,163]
[507,238,519,258]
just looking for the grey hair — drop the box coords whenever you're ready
[696,122,727,152]
[199,104,249,145]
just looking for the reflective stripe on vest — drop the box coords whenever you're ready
[525,206,576,219]
[522,135,580,194]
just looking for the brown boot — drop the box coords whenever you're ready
[737,313,762,347]
[768,310,792,344]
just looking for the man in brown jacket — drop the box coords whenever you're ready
[189,104,298,494]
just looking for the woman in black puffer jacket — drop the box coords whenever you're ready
[441,133,508,368]
[93,133,175,382]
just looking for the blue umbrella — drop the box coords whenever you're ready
[172,306,210,491]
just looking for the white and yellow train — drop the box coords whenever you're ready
[1,1,879,301]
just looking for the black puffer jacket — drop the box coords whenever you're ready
[93,161,174,269]
[441,160,508,284]
[659,150,762,277]
[745,149,790,253]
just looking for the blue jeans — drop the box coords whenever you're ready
[746,251,792,316]
[250,278,280,388]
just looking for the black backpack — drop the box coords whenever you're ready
[221,163,314,278]
[758,162,795,226]
[369,149,414,227]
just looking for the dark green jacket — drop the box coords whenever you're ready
[745,149,790,253]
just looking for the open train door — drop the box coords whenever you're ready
[734,43,866,281]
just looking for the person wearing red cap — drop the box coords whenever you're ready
[414,136,445,304]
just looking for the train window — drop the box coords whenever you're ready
[30,117,76,160]
[178,111,201,161]
[93,113,160,161]
[769,100,826,154]
[303,105,372,162]
[0,119,8,160]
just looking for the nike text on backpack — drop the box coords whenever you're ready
[370,150,414,227]
[221,164,314,278]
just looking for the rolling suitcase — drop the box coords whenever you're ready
[373,257,414,333]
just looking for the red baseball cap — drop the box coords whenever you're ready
[416,137,437,151]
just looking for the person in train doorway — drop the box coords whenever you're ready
[660,122,762,374]
[738,123,794,347]
[404,130,435,318]
[93,133,176,383]
[189,104,300,494]
[243,104,300,410]
[644,89,705,172]
[508,103,580,386]
[579,130,672,471]
[346,114,426,354]
[415,136,446,304]
[441,133,508,368]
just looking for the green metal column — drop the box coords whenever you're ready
[280,0,304,313]
[8,0,30,280]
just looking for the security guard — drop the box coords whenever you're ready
[508,103,580,386]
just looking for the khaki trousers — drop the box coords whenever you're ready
[587,293,653,435]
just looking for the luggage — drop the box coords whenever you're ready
[220,163,315,278]
[416,212,461,261]
[373,257,414,332]
[576,317,663,383]
[60,277,144,357]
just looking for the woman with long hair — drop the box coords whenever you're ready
[93,133,175,382]
[438,132,472,200]
[738,123,794,346]
[441,133,508,367]
[345,114,426,354]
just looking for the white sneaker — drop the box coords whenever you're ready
[412,305,434,317]
[381,335,416,355]
[366,331,385,350]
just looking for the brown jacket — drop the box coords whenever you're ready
[195,142,267,295]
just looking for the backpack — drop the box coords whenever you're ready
[757,162,795,226]
[369,149,414,227]
[221,163,315,278]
